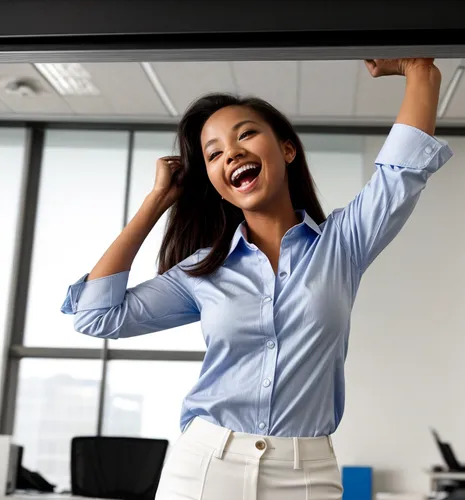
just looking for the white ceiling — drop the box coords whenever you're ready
[0,60,463,126]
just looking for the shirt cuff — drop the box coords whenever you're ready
[375,123,453,173]
[60,271,129,314]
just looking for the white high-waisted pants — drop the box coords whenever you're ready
[155,417,343,500]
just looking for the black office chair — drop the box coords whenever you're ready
[71,436,169,500]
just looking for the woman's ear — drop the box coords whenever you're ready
[282,140,296,165]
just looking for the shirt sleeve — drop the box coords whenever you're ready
[331,123,453,273]
[60,257,201,339]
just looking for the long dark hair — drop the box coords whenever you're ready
[158,93,326,277]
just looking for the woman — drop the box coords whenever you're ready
[61,58,453,500]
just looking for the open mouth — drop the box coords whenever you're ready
[230,163,262,190]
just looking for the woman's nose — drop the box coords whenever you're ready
[226,149,245,164]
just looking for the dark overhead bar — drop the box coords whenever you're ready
[0,0,464,62]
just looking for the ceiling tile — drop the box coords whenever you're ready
[436,58,464,97]
[355,61,404,118]
[437,59,465,118]
[431,59,464,120]
[445,83,465,118]
[299,61,359,116]
[0,61,461,125]
[2,95,73,115]
[79,63,169,115]
[0,63,73,114]
[152,62,236,114]
[63,96,114,115]
[231,61,298,115]
[355,59,464,119]
[0,99,11,113]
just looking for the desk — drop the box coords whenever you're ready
[426,471,465,493]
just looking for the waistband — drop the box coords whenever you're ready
[182,417,334,470]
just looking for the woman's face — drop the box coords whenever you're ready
[200,105,296,212]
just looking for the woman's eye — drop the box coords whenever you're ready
[239,130,256,140]
[209,151,220,161]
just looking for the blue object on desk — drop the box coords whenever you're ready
[341,466,372,500]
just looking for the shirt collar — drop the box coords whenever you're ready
[226,209,322,259]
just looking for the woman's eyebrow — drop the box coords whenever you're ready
[204,120,259,150]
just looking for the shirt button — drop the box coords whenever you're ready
[263,296,272,303]
[266,340,275,349]
[279,271,287,279]
[263,378,271,388]
[425,146,433,154]
[258,422,266,430]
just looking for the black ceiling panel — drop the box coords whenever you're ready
[0,0,464,61]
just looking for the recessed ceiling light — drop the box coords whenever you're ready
[34,63,100,96]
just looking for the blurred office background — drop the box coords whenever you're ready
[1,60,465,496]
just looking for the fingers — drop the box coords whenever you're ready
[160,156,181,163]
[364,59,378,76]
[159,156,182,171]
[158,156,185,186]
[364,59,396,78]
[365,58,436,78]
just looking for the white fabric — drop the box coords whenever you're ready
[155,417,343,500]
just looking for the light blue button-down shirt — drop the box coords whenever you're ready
[61,124,453,437]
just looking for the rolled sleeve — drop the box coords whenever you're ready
[60,271,129,314]
[60,252,201,339]
[332,124,453,273]
[375,123,453,173]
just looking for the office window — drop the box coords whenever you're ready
[0,127,26,360]
[23,130,129,348]
[109,132,206,351]
[102,360,202,445]
[14,359,102,491]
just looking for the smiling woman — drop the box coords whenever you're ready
[201,108,295,207]
[61,58,454,500]
[158,94,326,277]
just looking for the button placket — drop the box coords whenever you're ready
[257,248,277,436]
[256,329,277,434]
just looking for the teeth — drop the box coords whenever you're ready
[231,164,260,183]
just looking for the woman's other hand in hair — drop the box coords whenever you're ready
[152,156,185,208]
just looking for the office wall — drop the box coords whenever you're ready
[332,135,465,495]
